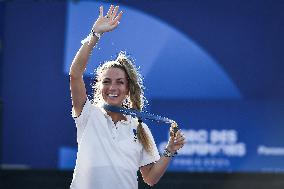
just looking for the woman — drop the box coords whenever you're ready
[69,5,185,189]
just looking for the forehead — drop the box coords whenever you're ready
[101,67,127,79]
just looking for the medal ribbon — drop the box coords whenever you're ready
[102,103,179,135]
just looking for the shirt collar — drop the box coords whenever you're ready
[100,107,132,125]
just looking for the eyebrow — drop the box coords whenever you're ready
[103,77,127,80]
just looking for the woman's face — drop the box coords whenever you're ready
[99,67,129,106]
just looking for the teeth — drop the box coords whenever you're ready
[108,94,118,97]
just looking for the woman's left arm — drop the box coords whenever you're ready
[140,130,185,186]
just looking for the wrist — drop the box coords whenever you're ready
[81,29,102,45]
[165,144,176,153]
[91,29,103,39]
[163,148,177,158]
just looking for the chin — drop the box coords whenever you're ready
[108,103,122,107]
[105,100,123,107]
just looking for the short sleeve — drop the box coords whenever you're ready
[139,124,160,167]
[72,97,92,128]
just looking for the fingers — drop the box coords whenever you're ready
[175,129,181,137]
[99,6,103,17]
[111,6,119,20]
[106,5,114,18]
[174,133,185,143]
[173,130,185,145]
[112,11,123,24]
[175,136,185,144]
[104,5,123,27]
[170,129,180,139]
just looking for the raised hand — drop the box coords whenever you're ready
[92,5,123,34]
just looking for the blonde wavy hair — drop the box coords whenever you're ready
[93,52,153,153]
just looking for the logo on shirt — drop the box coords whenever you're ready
[133,129,138,142]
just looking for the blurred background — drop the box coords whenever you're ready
[1,0,284,188]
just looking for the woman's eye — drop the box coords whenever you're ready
[102,80,110,84]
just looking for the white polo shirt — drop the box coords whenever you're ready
[70,98,160,189]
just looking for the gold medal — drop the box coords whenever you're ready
[170,121,179,137]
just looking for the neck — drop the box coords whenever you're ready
[107,111,127,124]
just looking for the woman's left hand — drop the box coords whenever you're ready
[166,130,185,154]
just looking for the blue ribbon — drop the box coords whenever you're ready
[102,103,175,124]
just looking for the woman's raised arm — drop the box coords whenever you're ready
[69,5,123,117]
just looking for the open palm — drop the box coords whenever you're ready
[92,5,123,34]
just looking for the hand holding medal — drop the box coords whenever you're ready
[163,121,185,157]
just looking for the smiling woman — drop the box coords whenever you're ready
[98,66,129,107]
[92,54,144,110]
[69,5,185,189]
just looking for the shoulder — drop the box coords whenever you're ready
[86,99,104,112]
[82,99,106,118]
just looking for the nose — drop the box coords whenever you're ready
[109,82,118,90]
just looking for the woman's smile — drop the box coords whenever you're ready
[100,67,129,106]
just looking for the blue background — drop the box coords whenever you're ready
[1,0,284,172]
